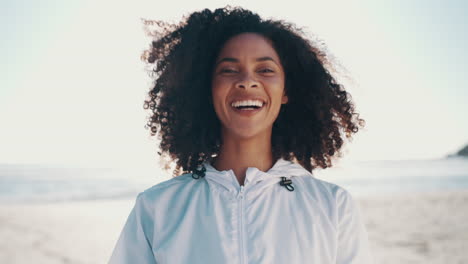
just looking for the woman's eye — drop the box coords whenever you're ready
[258,68,274,73]
[220,68,238,73]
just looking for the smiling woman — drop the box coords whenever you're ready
[109,6,373,264]
[139,6,365,176]
[210,33,290,181]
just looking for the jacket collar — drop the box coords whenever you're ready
[202,158,311,193]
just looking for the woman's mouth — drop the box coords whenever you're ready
[230,100,266,116]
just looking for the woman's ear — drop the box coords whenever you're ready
[281,93,288,104]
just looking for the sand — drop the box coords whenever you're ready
[1,191,467,264]
[0,199,135,264]
[362,190,468,264]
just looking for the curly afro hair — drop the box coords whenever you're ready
[141,6,365,176]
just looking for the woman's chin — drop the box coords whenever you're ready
[222,126,271,141]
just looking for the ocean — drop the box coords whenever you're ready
[1,157,467,203]
[314,157,468,197]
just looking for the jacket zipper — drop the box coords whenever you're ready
[238,185,245,264]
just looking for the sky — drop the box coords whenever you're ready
[1,0,467,169]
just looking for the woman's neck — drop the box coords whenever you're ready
[212,133,274,186]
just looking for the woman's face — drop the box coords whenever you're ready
[211,33,288,140]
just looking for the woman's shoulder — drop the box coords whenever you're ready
[135,173,199,203]
[293,175,360,224]
[293,174,354,203]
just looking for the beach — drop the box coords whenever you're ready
[0,190,467,264]
[0,199,135,264]
[363,190,468,264]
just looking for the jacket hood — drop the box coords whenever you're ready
[201,158,313,194]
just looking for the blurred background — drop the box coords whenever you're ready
[1,0,467,263]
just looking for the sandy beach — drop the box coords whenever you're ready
[1,190,467,264]
[362,190,468,264]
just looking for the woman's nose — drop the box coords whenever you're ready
[235,72,259,89]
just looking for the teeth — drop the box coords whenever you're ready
[231,100,264,108]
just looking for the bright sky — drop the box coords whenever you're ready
[1,0,467,169]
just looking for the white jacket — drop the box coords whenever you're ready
[109,158,374,263]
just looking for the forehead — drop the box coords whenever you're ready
[216,33,280,61]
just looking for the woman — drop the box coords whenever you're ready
[109,6,373,264]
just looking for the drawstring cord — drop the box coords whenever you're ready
[192,165,294,192]
[279,177,294,191]
[191,165,206,179]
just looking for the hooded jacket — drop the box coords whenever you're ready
[109,158,374,263]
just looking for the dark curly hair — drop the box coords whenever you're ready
[141,6,365,176]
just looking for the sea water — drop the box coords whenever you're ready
[0,157,467,202]
[313,157,468,197]
[0,165,165,203]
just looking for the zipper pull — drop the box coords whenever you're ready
[238,185,245,199]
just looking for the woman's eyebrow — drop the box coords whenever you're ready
[256,56,275,63]
[255,56,281,68]
[215,56,278,66]
[216,57,238,65]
